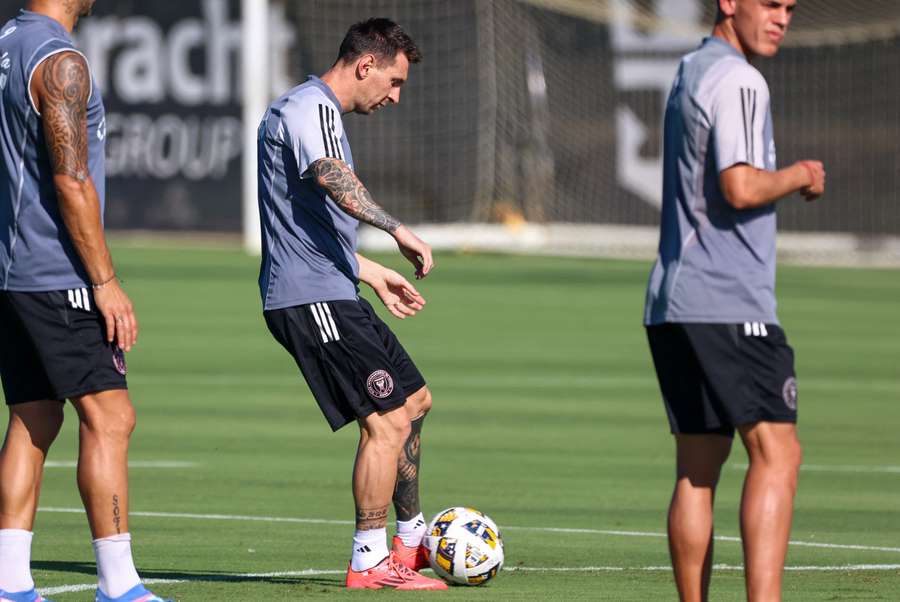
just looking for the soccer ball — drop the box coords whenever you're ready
[423,507,504,586]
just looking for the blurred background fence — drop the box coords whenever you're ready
[2,0,898,260]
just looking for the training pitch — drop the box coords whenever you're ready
[7,247,900,600]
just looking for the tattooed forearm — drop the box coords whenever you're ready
[355,505,390,530]
[393,415,424,521]
[311,158,401,232]
[39,52,90,181]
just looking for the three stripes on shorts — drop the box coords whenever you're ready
[309,302,340,343]
[67,287,91,311]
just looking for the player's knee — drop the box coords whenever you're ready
[77,394,136,441]
[393,416,412,448]
[408,386,432,417]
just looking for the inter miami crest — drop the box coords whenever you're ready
[112,344,127,376]
[366,370,394,399]
[782,376,798,411]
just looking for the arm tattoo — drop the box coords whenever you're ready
[311,158,401,232]
[355,505,390,531]
[393,415,424,521]
[40,52,90,181]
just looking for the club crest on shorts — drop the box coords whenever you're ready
[366,370,394,399]
[782,376,798,411]
[112,345,127,376]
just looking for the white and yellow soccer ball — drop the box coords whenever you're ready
[423,507,504,586]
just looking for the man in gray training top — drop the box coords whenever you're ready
[257,18,446,591]
[643,1,825,600]
[0,2,171,602]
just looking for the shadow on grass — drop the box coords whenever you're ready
[33,561,343,588]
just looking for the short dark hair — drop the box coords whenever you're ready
[337,18,422,65]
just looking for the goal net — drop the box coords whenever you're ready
[278,1,900,262]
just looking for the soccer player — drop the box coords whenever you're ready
[0,2,171,602]
[643,1,825,600]
[257,18,446,591]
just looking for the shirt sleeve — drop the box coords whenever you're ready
[281,98,346,179]
[711,65,770,172]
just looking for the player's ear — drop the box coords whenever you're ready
[356,54,376,80]
[717,0,737,19]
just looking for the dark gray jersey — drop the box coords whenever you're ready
[257,76,359,311]
[644,37,778,325]
[0,10,106,292]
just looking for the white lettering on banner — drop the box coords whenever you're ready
[105,113,243,180]
[611,0,703,210]
[74,0,296,106]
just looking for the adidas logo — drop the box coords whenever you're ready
[356,545,371,553]
[415,519,425,528]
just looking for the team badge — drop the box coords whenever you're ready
[782,376,798,411]
[112,345,127,376]
[366,370,394,399]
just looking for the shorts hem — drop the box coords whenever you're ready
[733,414,797,426]
[329,396,408,432]
[4,396,66,406]
[55,382,128,401]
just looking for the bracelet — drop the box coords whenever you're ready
[91,274,117,290]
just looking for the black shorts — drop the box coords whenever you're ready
[646,322,797,436]
[264,297,426,431]
[0,289,128,405]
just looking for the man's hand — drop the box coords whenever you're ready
[797,160,825,201]
[93,281,138,352]
[371,268,426,319]
[393,224,433,279]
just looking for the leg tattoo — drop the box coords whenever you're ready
[112,494,121,534]
[356,505,389,531]
[393,415,424,521]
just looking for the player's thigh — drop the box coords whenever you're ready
[646,323,733,436]
[1,290,127,404]
[70,389,136,437]
[737,421,801,467]
[4,400,65,451]
[358,402,412,445]
[674,433,734,486]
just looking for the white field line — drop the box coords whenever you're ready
[40,563,900,595]
[43,461,198,469]
[508,564,900,573]
[40,570,344,596]
[37,507,900,554]
[732,463,900,475]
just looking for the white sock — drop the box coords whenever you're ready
[93,533,141,598]
[350,528,388,572]
[396,513,426,548]
[0,529,34,593]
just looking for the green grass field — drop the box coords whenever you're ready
[5,247,900,600]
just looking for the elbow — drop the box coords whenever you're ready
[720,182,755,210]
[53,174,91,203]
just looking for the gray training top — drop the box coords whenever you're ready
[0,10,106,292]
[257,76,360,311]
[644,37,779,326]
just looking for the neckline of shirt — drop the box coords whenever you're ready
[306,75,344,113]
[701,36,747,62]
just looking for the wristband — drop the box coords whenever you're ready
[92,274,117,290]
